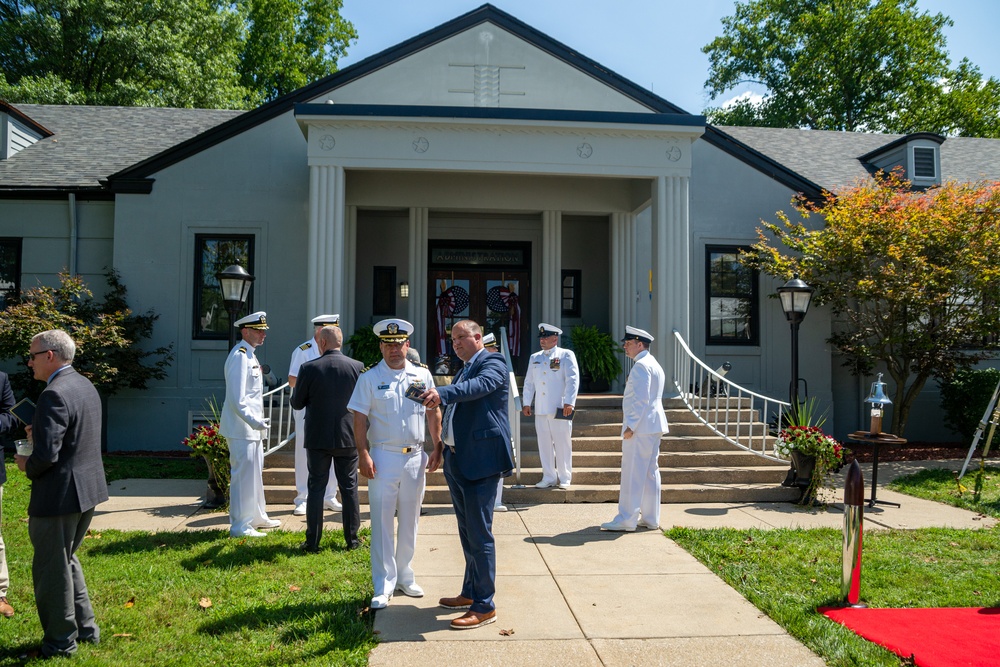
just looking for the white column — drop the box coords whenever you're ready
[307,165,346,320]
[651,175,690,394]
[542,210,562,327]
[408,207,429,351]
[345,205,357,336]
[611,210,637,345]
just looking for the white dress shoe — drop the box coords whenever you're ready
[534,479,556,489]
[292,503,306,516]
[325,498,343,511]
[600,520,636,532]
[232,529,267,538]
[370,594,390,609]
[255,519,281,529]
[558,482,571,490]
[493,503,508,512]
[394,582,424,597]
[638,520,660,530]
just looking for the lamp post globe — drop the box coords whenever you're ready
[776,276,814,417]
[216,264,255,348]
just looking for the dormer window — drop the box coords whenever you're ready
[859,132,944,188]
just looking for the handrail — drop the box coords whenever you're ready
[498,326,523,485]
[672,330,789,461]
[262,382,296,457]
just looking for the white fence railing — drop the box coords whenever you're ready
[262,382,296,457]
[672,330,789,462]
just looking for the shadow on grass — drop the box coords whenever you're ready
[197,600,374,658]
[83,529,228,556]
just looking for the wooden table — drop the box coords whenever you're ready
[847,431,908,508]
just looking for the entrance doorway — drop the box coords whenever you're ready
[427,241,531,374]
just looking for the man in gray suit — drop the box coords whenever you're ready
[15,330,108,658]
[289,325,364,552]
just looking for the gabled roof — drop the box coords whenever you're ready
[0,104,242,194]
[105,3,695,190]
[0,101,53,138]
[716,126,1000,193]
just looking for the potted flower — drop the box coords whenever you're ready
[569,325,622,392]
[774,399,847,504]
[183,401,230,509]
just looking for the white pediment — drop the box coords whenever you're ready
[310,21,652,114]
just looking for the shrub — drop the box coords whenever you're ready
[939,368,1000,442]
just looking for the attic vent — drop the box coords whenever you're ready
[913,147,936,178]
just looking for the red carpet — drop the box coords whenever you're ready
[819,606,1000,666]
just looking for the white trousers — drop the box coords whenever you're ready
[613,432,663,528]
[535,416,573,484]
[0,485,7,597]
[229,437,271,535]
[367,447,427,598]
[293,409,339,505]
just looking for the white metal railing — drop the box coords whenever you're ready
[262,382,296,457]
[672,330,789,461]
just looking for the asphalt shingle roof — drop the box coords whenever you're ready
[717,126,1000,192]
[0,104,243,190]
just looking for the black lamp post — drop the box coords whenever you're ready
[776,276,814,416]
[216,264,255,348]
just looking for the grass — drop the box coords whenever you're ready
[0,457,377,665]
[888,464,1000,518]
[667,524,1000,666]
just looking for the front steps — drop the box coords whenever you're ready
[263,395,800,506]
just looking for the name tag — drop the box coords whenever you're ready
[378,384,390,390]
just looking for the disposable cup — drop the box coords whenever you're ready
[14,439,33,457]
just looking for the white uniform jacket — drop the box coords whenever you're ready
[621,349,669,436]
[288,339,320,383]
[220,342,268,439]
[348,360,435,446]
[522,346,580,416]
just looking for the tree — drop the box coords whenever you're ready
[0,0,356,109]
[0,270,174,399]
[703,0,1000,137]
[742,172,1000,435]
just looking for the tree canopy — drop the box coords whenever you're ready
[742,173,1000,435]
[702,0,1000,137]
[0,0,356,109]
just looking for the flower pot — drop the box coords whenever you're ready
[789,451,817,489]
[203,455,227,509]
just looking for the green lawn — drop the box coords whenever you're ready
[0,457,376,665]
[888,464,1000,518]
[667,523,1000,666]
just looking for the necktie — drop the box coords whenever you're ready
[441,364,466,441]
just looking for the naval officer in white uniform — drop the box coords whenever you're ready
[601,326,669,532]
[522,324,580,489]
[288,314,342,515]
[348,318,442,610]
[221,311,281,538]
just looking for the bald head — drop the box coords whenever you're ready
[317,325,343,352]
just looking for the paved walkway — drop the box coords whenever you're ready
[90,459,995,666]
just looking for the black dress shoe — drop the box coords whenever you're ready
[298,542,321,553]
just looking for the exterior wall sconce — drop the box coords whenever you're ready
[399,281,409,299]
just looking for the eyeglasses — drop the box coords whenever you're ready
[28,349,53,359]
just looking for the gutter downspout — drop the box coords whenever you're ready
[68,193,78,275]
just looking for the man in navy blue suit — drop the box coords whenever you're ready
[422,319,513,629]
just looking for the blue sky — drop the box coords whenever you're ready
[338,0,998,115]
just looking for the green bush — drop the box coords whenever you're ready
[346,325,382,367]
[569,325,622,385]
[938,368,1000,441]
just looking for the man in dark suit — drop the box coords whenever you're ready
[0,370,19,618]
[15,330,108,658]
[289,325,363,552]
[421,319,513,630]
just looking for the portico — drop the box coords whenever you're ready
[295,104,703,383]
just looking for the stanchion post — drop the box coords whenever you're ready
[842,459,867,607]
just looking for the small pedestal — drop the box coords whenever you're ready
[846,431,907,508]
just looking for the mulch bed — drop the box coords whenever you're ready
[847,441,1000,463]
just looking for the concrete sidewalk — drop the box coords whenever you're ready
[89,459,995,666]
